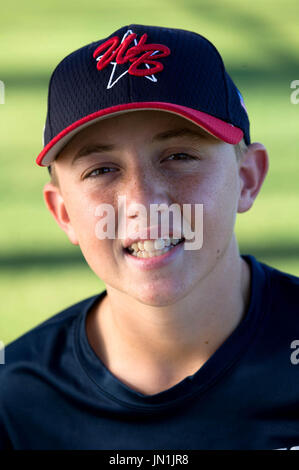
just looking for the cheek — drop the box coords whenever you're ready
[63,186,115,250]
[66,196,119,279]
[182,170,239,245]
[204,173,240,249]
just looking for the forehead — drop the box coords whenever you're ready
[55,110,221,161]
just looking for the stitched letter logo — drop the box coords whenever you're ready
[93,32,170,81]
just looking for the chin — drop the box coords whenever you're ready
[130,278,190,307]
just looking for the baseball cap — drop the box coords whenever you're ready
[36,24,250,167]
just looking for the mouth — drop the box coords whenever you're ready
[124,237,185,258]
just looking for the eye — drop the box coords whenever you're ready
[163,153,197,162]
[84,167,118,178]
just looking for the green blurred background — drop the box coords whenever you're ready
[1,0,298,345]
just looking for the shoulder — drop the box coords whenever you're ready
[246,254,299,296]
[0,292,104,449]
[259,258,299,299]
[243,255,299,334]
[247,255,299,335]
[0,292,103,379]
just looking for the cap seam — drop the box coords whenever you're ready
[185,34,231,123]
[128,25,134,102]
[46,68,56,143]
[218,54,230,123]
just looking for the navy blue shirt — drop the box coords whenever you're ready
[1,255,299,450]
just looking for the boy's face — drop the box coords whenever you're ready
[44,111,255,306]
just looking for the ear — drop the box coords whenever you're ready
[237,142,269,213]
[43,182,79,245]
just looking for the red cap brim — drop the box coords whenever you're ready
[36,102,244,166]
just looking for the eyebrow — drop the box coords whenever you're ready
[152,127,211,142]
[71,127,210,166]
[72,144,115,166]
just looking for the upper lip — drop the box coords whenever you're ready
[122,226,184,249]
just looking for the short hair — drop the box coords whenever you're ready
[47,163,59,186]
[234,139,248,161]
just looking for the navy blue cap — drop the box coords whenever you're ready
[36,24,250,166]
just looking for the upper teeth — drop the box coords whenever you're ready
[127,238,182,253]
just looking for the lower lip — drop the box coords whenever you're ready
[123,241,185,271]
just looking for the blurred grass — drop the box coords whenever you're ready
[1,0,299,344]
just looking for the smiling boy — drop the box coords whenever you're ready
[1,24,299,450]
[45,109,257,397]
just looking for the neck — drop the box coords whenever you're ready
[86,237,251,394]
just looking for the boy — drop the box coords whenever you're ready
[1,24,299,450]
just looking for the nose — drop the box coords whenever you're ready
[116,161,178,241]
[123,164,173,218]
